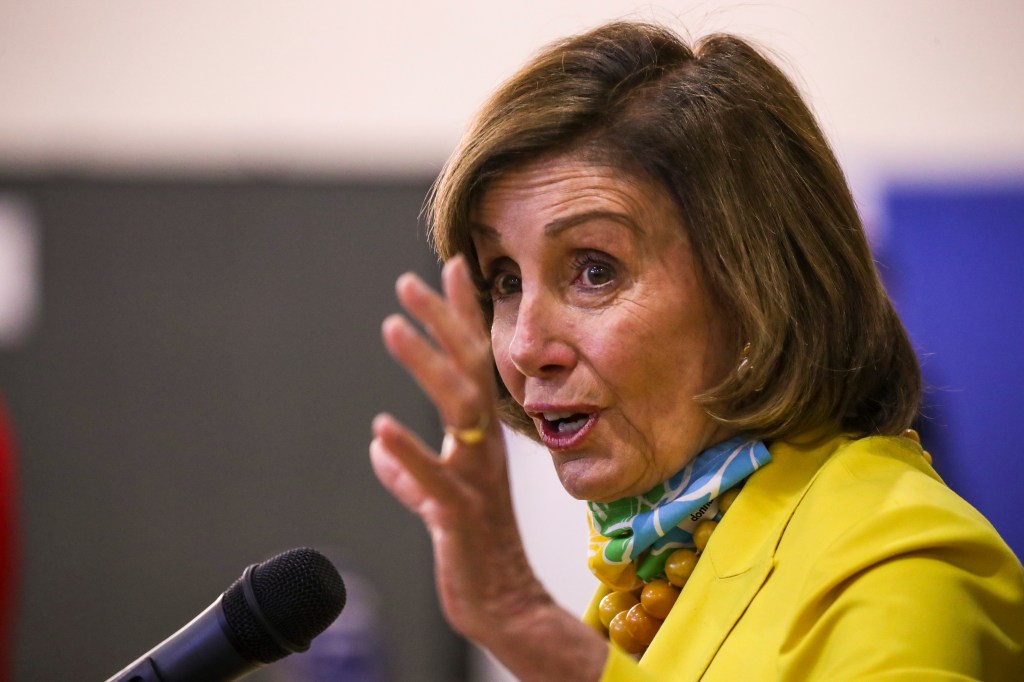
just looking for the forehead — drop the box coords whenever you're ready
[470,154,683,241]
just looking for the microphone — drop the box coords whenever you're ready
[106,547,346,682]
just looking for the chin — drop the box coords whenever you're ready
[553,456,636,503]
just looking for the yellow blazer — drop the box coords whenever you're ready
[584,433,1024,680]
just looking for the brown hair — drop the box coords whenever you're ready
[427,21,920,441]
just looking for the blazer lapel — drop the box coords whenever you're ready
[642,433,847,679]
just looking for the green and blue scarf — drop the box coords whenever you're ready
[587,437,772,591]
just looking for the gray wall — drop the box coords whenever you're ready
[0,176,465,680]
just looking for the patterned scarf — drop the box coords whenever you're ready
[587,437,772,591]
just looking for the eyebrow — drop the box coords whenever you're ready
[470,210,643,241]
[543,210,643,237]
[470,222,500,241]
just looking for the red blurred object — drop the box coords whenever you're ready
[0,395,18,681]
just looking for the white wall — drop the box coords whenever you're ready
[2,1,1022,176]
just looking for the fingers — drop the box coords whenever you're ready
[396,257,492,387]
[382,313,486,430]
[386,255,495,430]
[442,256,488,338]
[370,413,453,510]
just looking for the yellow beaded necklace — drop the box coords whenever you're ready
[597,485,740,654]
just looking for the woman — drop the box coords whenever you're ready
[369,21,1024,680]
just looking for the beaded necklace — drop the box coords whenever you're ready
[597,488,738,654]
[587,437,772,655]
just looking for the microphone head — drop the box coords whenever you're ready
[221,547,346,664]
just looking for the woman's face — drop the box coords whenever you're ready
[471,155,736,503]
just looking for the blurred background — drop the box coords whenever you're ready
[0,1,1021,680]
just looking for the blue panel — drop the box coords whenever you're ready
[882,183,1024,558]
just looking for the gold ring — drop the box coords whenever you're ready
[445,413,490,445]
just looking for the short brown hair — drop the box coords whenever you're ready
[427,21,920,441]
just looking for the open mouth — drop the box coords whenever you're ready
[537,411,597,449]
[544,412,590,433]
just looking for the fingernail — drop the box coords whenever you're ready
[396,271,418,292]
[372,413,390,433]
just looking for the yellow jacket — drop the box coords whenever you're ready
[585,433,1024,680]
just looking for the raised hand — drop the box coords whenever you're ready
[370,255,541,638]
[369,255,607,680]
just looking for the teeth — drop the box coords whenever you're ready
[556,416,589,433]
[538,411,592,435]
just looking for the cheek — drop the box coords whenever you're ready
[593,304,710,396]
[587,307,668,371]
[490,322,522,398]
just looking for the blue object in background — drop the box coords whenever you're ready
[882,182,1024,559]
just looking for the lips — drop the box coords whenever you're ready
[529,407,599,450]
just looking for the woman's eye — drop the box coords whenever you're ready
[491,272,522,297]
[582,263,614,287]
[572,255,616,288]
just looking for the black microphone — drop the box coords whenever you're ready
[106,547,346,682]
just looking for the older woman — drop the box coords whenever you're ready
[369,21,1024,680]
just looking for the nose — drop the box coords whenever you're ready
[506,289,577,378]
